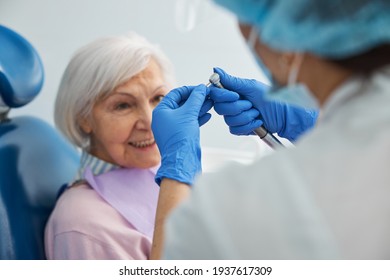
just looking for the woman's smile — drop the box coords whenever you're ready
[128,138,156,149]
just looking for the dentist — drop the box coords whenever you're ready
[151,0,390,259]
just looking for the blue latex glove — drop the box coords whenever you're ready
[152,85,211,186]
[209,67,318,142]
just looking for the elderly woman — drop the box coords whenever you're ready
[45,32,179,259]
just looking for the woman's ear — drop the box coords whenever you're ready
[278,53,295,70]
[78,117,92,134]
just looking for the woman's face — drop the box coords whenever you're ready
[81,59,169,169]
[239,22,353,105]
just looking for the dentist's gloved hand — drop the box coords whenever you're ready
[152,85,211,186]
[209,67,318,142]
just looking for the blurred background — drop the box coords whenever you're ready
[1,0,274,166]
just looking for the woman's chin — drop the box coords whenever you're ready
[123,155,161,169]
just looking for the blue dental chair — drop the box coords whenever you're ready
[0,25,80,259]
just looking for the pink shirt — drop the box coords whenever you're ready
[45,183,151,260]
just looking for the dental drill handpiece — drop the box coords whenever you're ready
[207,73,284,149]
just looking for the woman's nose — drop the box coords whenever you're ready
[134,105,153,129]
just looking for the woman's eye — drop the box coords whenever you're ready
[115,102,132,110]
[152,95,165,104]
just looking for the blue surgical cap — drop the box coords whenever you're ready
[214,0,390,58]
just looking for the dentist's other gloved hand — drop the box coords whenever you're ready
[209,67,318,142]
[152,85,211,186]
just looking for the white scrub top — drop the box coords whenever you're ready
[163,66,390,259]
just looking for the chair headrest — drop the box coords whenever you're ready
[0,25,44,108]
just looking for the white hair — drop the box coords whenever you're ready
[54,32,176,149]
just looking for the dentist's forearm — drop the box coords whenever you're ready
[150,178,190,259]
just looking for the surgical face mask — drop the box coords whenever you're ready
[264,54,319,110]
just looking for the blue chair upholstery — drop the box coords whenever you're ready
[0,25,80,259]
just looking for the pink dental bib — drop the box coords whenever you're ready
[84,166,159,239]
